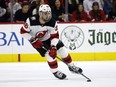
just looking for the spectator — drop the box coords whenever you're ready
[14,2,30,23]
[68,0,79,14]
[32,0,45,15]
[83,0,103,15]
[0,0,8,22]
[71,3,88,22]
[8,0,22,15]
[47,0,55,8]
[107,0,116,21]
[7,0,22,21]
[103,0,113,17]
[0,7,8,22]
[29,0,37,15]
[52,0,65,22]
[0,0,7,8]
[89,2,106,22]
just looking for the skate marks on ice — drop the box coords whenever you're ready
[0,61,116,87]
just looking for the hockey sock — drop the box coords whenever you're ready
[62,54,72,64]
[47,60,58,73]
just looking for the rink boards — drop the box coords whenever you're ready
[0,23,116,62]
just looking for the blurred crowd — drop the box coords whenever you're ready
[0,0,116,23]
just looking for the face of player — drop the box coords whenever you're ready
[41,12,51,22]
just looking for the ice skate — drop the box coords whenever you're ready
[53,71,67,80]
[68,64,83,74]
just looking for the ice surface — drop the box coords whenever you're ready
[0,61,116,87]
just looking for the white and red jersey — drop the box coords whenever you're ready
[20,15,59,46]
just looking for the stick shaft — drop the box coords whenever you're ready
[56,56,91,81]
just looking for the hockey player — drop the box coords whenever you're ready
[20,4,83,79]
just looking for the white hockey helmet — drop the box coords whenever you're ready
[39,4,52,21]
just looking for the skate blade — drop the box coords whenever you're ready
[64,77,68,80]
[58,77,68,80]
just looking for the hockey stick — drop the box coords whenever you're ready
[42,46,91,82]
[56,55,91,82]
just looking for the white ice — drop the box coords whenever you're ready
[0,61,116,87]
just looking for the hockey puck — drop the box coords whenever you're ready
[87,79,91,82]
